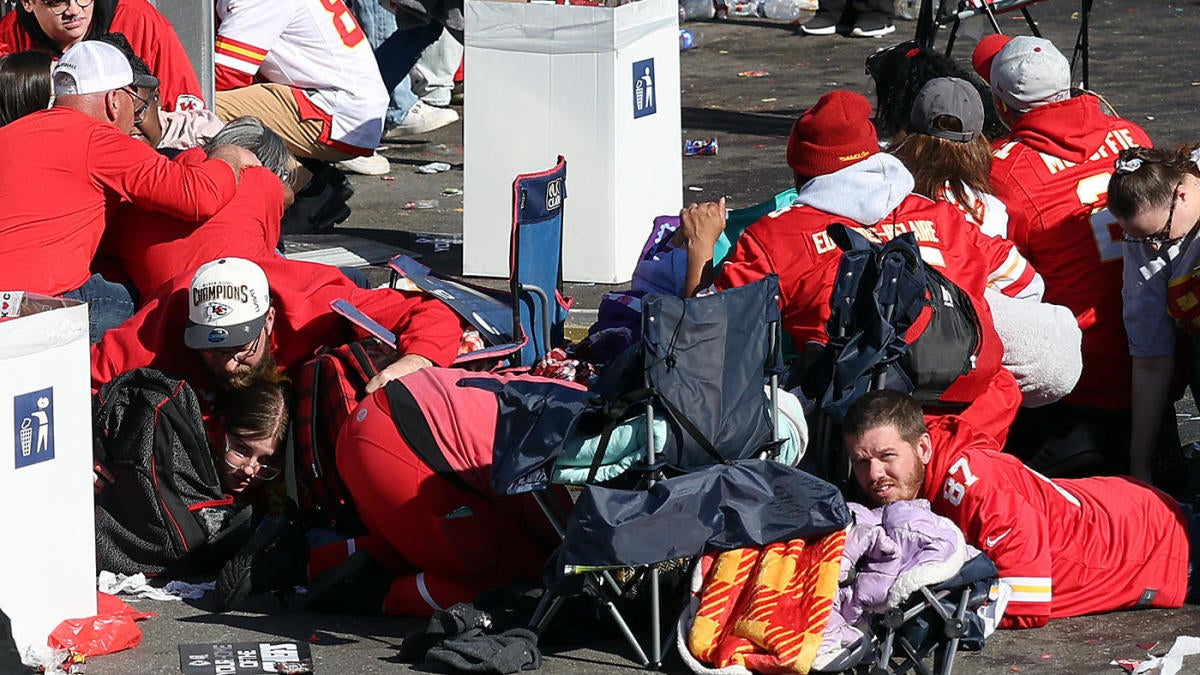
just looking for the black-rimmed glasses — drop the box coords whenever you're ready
[39,0,94,16]
[1122,181,1184,247]
[122,87,154,124]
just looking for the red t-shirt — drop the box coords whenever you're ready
[0,107,237,296]
[90,256,465,396]
[717,194,1031,408]
[990,95,1152,410]
[0,0,203,111]
[102,148,284,299]
[922,415,1189,628]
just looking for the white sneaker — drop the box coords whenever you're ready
[336,151,391,176]
[383,101,460,139]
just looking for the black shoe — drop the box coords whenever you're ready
[799,11,839,35]
[215,515,309,612]
[281,176,352,235]
[850,16,895,37]
[303,550,394,615]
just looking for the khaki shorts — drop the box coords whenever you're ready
[215,83,355,162]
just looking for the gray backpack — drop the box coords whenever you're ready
[93,369,248,575]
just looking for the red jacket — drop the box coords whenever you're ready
[0,0,203,111]
[717,194,1029,441]
[922,415,1189,628]
[0,107,237,296]
[101,148,284,300]
[989,95,1151,410]
[91,256,465,396]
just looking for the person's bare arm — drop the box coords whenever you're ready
[675,198,726,297]
[1129,355,1174,483]
[364,354,436,394]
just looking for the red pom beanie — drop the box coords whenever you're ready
[972,34,1013,84]
[786,90,878,178]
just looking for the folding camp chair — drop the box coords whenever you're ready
[516,275,805,666]
[914,0,1094,89]
[870,553,1003,675]
[389,156,572,367]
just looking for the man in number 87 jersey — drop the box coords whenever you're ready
[976,36,1153,478]
[844,390,1197,629]
[214,0,388,162]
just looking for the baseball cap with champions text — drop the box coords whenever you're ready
[184,258,270,350]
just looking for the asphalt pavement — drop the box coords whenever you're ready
[85,1,1200,673]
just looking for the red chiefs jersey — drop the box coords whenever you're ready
[0,0,203,112]
[922,416,1189,628]
[989,95,1152,409]
[717,193,1035,411]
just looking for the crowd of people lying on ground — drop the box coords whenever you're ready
[0,0,1197,669]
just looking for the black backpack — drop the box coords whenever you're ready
[93,368,248,575]
[803,224,982,422]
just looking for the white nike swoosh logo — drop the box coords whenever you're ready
[985,529,1012,548]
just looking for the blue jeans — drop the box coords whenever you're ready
[351,1,440,127]
[61,273,135,343]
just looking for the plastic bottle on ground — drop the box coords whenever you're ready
[762,0,806,21]
[679,0,715,21]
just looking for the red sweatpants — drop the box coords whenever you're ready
[336,390,559,617]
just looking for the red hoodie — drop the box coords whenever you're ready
[989,95,1151,410]
[90,257,465,398]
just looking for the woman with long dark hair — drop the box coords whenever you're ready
[0,0,201,111]
[0,50,51,126]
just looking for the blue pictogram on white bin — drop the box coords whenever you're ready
[633,58,656,119]
[14,387,54,469]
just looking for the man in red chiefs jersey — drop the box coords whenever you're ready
[843,389,1198,629]
[976,36,1157,481]
[676,90,1039,443]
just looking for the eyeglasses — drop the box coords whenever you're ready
[224,444,281,481]
[1122,181,1184,246]
[39,0,94,16]
[122,87,154,124]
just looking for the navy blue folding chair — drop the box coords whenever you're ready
[389,156,572,367]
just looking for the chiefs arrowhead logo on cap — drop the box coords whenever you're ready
[204,303,232,322]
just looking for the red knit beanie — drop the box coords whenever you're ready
[786,90,878,178]
[972,34,1012,84]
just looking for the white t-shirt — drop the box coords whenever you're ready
[215,0,388,153]
[1122,231,1200,358]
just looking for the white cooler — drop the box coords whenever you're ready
[463,0,684,283]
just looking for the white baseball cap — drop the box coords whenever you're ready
[52,40,134,97]
[989,36,1070,113]
[184,258,271,350]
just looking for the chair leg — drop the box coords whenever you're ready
[1019,6,1040,36]
[531,592,565,634]
[648,566,662,669]
[601,596,652,666]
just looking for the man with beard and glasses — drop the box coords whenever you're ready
[842,389,1199,629]
[90,257,464,406]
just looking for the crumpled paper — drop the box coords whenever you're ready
[98,571,215,601]
[1124,636,1200,675]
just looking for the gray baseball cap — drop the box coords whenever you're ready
[909,77,984,143]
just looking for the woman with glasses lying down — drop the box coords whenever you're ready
[1108,144,1200,491]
